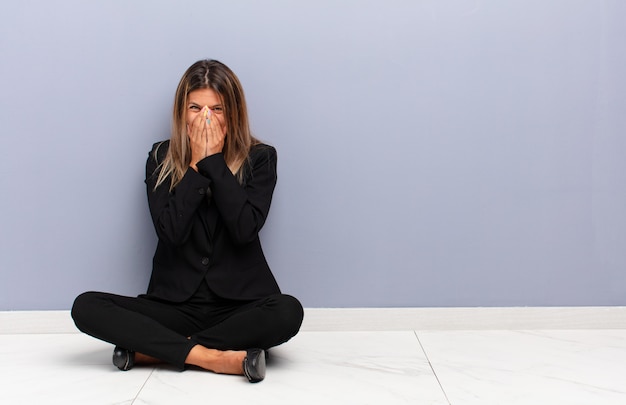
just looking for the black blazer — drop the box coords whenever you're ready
[144,140,281,302]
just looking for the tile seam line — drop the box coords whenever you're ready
[414,330,452,405]
[131,367,155,404]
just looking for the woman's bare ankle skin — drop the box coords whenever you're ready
[185,345,246,375]
[134,352,162,364]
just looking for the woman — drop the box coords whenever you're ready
[72,59,303,383]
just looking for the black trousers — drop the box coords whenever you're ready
[71,281,304,370]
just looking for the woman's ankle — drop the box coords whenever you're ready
[134,352,161,364]
[185,345,245,375]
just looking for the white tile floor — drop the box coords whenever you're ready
[2,329,626,404]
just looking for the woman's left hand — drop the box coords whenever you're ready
[204,108,226,156]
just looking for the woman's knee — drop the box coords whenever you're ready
[71,291,100,330]
[274,294,304,336]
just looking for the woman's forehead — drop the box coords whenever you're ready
[187,88,222,105]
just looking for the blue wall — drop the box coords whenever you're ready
[1,1,625,309]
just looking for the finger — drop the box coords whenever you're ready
[208,112,225,139]
[204,106,212,126]
[207,108,215,149]
[207,120,224,149]
[189,107,207,140]
[197,107,209,129]
[189,116,199,140]
[203,121,209,152]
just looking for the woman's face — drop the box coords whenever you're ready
[186,88,227,133]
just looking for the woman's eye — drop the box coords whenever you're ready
[212,106,223,113]
[189,105,200,111]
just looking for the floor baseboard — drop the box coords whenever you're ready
[301,307,626,331]
[2,307,626,334]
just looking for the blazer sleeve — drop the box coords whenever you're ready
[145,141,213,246]
[196,144,277,245]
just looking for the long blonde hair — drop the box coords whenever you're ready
[154,59,258,190]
